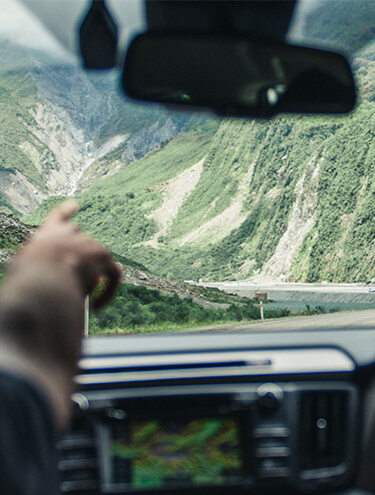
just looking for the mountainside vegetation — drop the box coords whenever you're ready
[298,0,375,54]
[0,210,279,334]
[24,41,375,284]
[5,1,375,285]
[0,66,46,196]
[0,39,204,214]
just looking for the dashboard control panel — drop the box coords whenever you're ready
[57,381,359,494]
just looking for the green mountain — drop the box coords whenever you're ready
[0,39,204,215]
[25,30,375,285]
[25,67,375,284]
[9,0,375,284]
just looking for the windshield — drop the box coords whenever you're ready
[1,0,375,335]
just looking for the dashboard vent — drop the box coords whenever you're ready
[299,390,348,471]
[57,416,99,494]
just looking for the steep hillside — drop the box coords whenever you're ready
[294,0,375,55]
[26,43,375,284]
[15,0,375,284]
[26,119,220,254]
[0,209,248,321]
[0,39,203,214]
[0,212,32,284]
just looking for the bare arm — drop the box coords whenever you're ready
[0,202,121,429]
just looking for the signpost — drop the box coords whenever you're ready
[260,300,264,321]
[84,296,89,337]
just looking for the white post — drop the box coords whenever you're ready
[84,296,89,337]
[260,300,264,321]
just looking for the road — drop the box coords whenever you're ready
[204,281,372,294]
[176,309,375,333]
[198,281,375,304]
[173,281,375,333]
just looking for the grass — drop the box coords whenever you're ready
[89,299,375,336]
[265,300,375,314]
[88,282,265,334]
[89,320,233,335]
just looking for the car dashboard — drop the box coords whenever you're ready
[55,329,375,495]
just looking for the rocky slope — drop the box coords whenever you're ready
[0,211,239,308]
[0,212,32,262]
[25,65,375,286]
[8,1,375,284]
[0,40,201,214]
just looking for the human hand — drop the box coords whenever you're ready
[12,201,122,309]
[0,202,122,427]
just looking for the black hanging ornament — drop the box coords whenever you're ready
[79,0,118,69]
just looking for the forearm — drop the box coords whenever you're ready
[0,261,85,429]
[0,202,121,430]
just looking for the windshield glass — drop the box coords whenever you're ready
[1,0,375,335]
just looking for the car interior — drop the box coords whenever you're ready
[4,0,375,494]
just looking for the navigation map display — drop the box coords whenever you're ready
[105,416,242,489]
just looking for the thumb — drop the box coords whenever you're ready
[44,202,80,224]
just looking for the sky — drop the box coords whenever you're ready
[12,0,323,56]
[0,0,346,70]
[0,0,145,62]
[20,0,145,54]
[0,0,73,59]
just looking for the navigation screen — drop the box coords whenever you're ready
[106,417,242,489]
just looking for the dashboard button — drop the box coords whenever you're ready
[257,383,283,409]
[255,447,291,458]
[253,426,290,438]
[258,466,291,478]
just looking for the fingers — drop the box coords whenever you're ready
[37,201,121,309]
[44,201,80,224]
[91,263,122,310]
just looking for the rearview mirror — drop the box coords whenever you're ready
[122,34,356,117]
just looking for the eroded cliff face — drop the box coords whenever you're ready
[5,28,375,283]
[0,169,47,215]
[256,155,322,283]
[0,51,196,214]
[77,116,188,192]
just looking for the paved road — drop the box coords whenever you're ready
[204,281,372,294]
[177,281,375,333]
[198,282,375,304]
[176,309,375,333]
